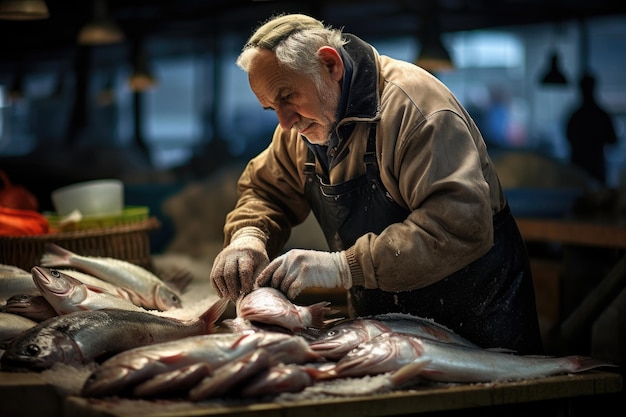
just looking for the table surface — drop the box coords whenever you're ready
[515,217,626,249]
[1,370,615,417]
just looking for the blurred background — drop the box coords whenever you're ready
[1,0,625,196]
[0,0,625,368]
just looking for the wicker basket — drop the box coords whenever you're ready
[0,217,160,272]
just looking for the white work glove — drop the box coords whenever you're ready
[210,227,270,302]
[255,249,352,300]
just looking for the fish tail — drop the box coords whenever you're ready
[567,355,618,372]
[40,243,74,267]
[200,297,230,333]
[388,359,432,388]
[308,301,334,329]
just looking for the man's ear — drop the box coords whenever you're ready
[318,46,344,81]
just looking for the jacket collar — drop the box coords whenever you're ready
[338,34,380,122]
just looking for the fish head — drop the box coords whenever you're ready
[333,332,424,378]
[308,321,371,360]
[2,294,57,321]
[0,326,83,372]
[154,285,183,311]
[31,267,86,303]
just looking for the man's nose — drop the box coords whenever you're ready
[276,107,298,131]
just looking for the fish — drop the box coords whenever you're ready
[236,287,339,338]
[0,264,39,300]
[308,313,481,360]
[0,297,228,372]
[31,266,144,315]
[188,348,272,400]
[0,312,38,349]
[56,269,134,302]
[81,330,322,398]
[239,363,317,398]
[330,332,617,383]
[39,243,182,311]
[0,294,57,321]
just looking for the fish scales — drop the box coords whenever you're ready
[309,313,480,360]
[0,297,228,372]
[39,243,182,311]
[81,330,321,398]
[31,266,143,315]
[333,332,617,383]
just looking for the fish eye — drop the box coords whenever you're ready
[171,294,181,304]
[51,269,61,278]
[25,344,41,357]
[327,330,337,336]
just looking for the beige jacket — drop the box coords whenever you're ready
[223,35,507,292]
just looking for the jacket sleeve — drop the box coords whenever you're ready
[346,109,495,292]
[223,126,311,258]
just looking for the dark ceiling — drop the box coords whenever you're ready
[2,0,626,71]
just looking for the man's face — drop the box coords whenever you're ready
[248,49,341,145]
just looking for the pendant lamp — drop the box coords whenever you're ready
[78,0,124,45]
[540,51,568,85]
[0,0,49,20]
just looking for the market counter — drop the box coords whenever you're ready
[1,370,622,417]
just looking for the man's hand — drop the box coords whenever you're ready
[255,249,352,299]
[210,227,269,302]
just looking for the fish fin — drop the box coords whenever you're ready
[40,243,74,267]
[388,359,432,388]
[307,301,336,329]
[200,297,230,333]
[567,355,618,372]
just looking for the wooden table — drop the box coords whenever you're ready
[62,371,626,417]
[515,217,626,348]
[1,370,621,417]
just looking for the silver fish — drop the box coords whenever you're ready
[0,264,39,300]
[31,266,143,315]
[236,287,339,338]
[0,297,228,372]
[188,348,272,400]
[239,363,316,398]
[331,332,617,383]
[309,313,480,360]
[0,312,38,349]
[56,269,134,302]
[39,243,182,311]
[81,330,321,398]
[0,294,57,321]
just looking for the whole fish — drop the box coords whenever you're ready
[81,330,322,398]
[309,313,480,360]
[0,264,39,300]
[0,297,228,372]
[39,243,182,311]
[331,332,617,383]
[31,266,143,315]
[0,294,57,321]
[0,312,38,349]
[236,287,339,338]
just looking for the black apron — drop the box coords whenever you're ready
[303,126,544,354]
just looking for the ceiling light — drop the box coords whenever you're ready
[414,11,453,73]
[415,35,454,73]
[128,46,157,92]
[539,51,568,86]
[78,0,124,45]
[0,0,49,20]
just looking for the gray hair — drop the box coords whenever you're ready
[236,14,347,90]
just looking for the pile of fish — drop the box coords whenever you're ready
[0,247,619,401]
